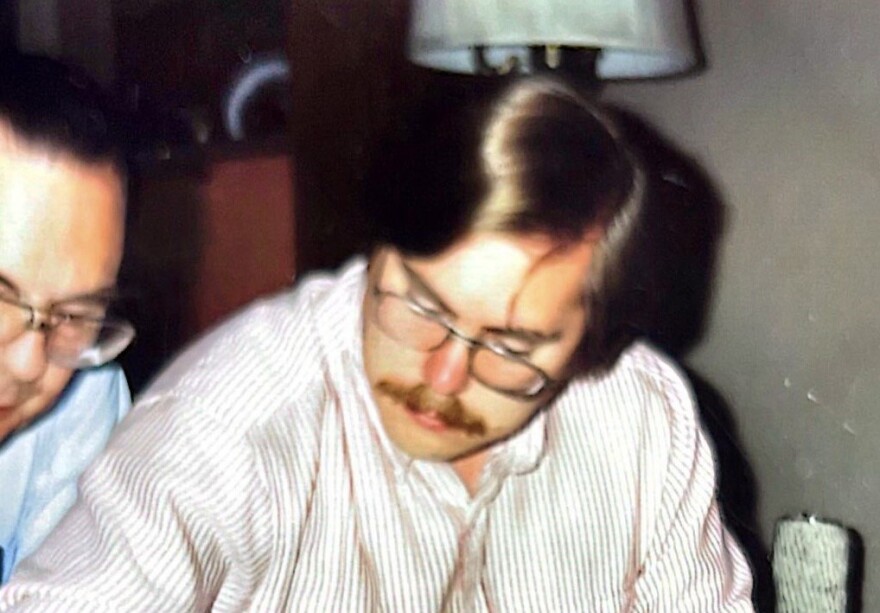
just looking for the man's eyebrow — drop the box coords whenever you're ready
[484,326,562,346]
[0,273,20,295]
[400,261,457,315]
[53,286,119,305]
[0,272,118,304]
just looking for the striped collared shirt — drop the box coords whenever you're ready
[0,258,753,612]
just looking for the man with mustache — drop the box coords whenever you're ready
[1,77,753,610]
[0,54,134,583]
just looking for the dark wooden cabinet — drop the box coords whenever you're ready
[114,0,287,130]
[99,0,295,390]
[285,0,429,273]
[120,150,296,391]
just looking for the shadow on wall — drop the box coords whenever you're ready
[611,107,721,356]
[689,369,775,611]
[849,528,865,613]
[612,109,775,610]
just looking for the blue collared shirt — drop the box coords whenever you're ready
[0,364,130,583]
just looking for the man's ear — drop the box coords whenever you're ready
[368,245,390,263]
[366,246,392,283]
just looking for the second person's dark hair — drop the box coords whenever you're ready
[0,51,126,173]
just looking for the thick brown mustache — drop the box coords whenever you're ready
[375,380,486,436]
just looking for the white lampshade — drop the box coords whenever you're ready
[408,0,697,79]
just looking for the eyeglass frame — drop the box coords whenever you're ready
[368,258,558,400]
[0,290,135,369]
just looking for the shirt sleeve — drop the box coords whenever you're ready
[0,395,272,613]
[1,274,345,610]
[632,427,755,611]
[630,354,754,612]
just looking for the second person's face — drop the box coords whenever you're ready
[0,123,125,441]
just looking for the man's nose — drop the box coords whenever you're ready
[422,337,471,396]
[4,331,50,383]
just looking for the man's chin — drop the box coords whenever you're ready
[0,399,53,443]
[389,431,486,464]
[0,408,27,443]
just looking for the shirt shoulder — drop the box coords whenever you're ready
[617,341,697,422]
[553,341,704,504]
[132,257,368,443]
[561,341,697,431]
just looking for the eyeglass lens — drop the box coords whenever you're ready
[374,292,544,395]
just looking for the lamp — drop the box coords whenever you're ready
[407,0,698,80]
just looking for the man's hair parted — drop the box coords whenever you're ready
[364,76,647,373]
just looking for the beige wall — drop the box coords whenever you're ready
[608,0,880,607]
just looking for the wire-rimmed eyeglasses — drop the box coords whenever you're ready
[0,291,135,369]
[369,279,555,400]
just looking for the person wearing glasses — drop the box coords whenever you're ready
[1,77,752,610]
[0,54,133,584]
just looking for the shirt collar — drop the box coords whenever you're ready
[490,405,548,477]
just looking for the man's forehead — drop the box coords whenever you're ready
[401,231,595,279]
[396,233,546,292]
[510,240,596,317]
[0,270,116,303]
[389,231,596,324]
[0,131,126,301]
